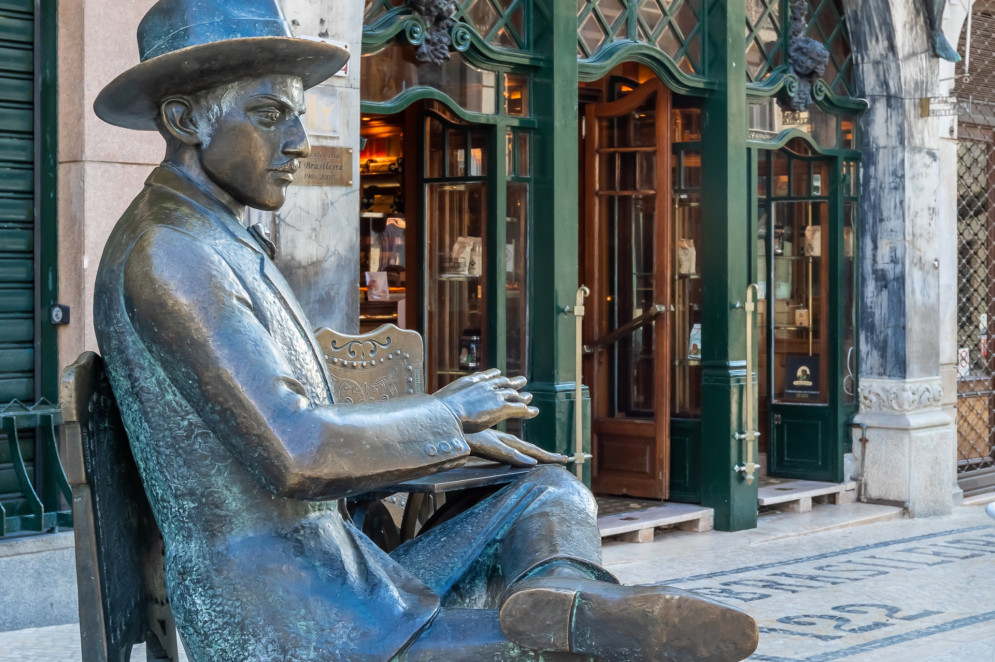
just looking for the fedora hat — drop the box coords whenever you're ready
[94,0,349,131]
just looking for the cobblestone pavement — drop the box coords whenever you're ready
[603,503,995,662]
[2,502,992,661]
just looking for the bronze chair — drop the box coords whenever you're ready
[315,324,527,545]
[315,324,425,550]
[61,352,178,662]
[314,323,425,404]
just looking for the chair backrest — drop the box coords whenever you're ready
[314,324,425,403]
[61,352,177,662]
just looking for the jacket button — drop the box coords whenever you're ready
[439,441,451,454]
[425,444,437,457]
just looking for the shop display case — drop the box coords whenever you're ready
[756,140,854,483]
[425,116,490,390]
[671,150,702,418]
[359,124,407,332]
[771,200,829,404]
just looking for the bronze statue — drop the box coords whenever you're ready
[90,1,758,660]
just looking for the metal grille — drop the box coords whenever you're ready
[805,0,853,97]
[956,5,995,490]
[577,0,704,76]
[746,0,783,83]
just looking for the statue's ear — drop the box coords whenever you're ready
[160,97,202,146]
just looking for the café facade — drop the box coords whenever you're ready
[353,0,868,531]
[0,0,966,551]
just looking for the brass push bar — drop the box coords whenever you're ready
[583,304,667,355]
[734,283,762,484]
[572,286,591,479]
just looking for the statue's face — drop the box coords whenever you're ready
[198,75,309,211]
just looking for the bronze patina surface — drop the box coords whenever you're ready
[90,1,759,660]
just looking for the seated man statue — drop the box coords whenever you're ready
[91,1,758,660]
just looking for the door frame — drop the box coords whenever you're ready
[582,78,672,499]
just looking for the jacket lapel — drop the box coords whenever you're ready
[150,166,334,402]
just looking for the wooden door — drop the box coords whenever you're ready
[582,79,672,499]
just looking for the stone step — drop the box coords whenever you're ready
[757,479,858,513]
[598,503,714,543]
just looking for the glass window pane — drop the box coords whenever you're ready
[610,194,657,415]
[362,44,497,114]
[843,202,856,404]
[448,129,467,177]
[504,74,529,116]
[506,182,529,378]
[682,150,702,189]
[427,182,487,389]
[517,132,530,177]
[673,108,702,142]
[672,192,703,417]
[427,117,444,178]
[470,131,488,177]
[772,201,829,403]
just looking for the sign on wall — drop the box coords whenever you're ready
[296,146,353,187]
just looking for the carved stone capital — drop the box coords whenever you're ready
[858,377,944,414]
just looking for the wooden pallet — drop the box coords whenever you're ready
[598,503,714,543]
[757,480,858,513]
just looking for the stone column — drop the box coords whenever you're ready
[845,0,958,516]
[57,0,160,372]
[272,0,363,333]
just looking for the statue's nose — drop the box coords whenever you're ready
[284,116,311,158]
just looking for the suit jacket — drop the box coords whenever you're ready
[93,165,468,661]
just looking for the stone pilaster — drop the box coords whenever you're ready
[271,0,363,333]
[855,378,954,516]
[845,0,959,515]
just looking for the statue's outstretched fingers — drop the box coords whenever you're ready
[496,432,568,465]
[506,375,528,390]
[466,430,537,467]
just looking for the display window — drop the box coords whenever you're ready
[359,101,533,397]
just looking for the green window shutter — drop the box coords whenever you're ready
[0,0,35,404]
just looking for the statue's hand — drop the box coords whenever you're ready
[465,429,568,467]
[435,368,538,433]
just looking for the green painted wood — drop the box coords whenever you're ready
[698,0,757,532]
[0,317,33,342]
[0,348,32,372]
[0,75,31,103]
[523,0,584,468]
[768,404,836,481]
[486,121,508,373]
[37,0,60,405]
[0,288,34,313]
[669,418,702,503]
[0,13,32,43]
[0,1,66,540]
[0,107,31,133]
[0,433,33,465]
[0,136,32,163]
[0,227,32,252]
[0,438,35,470]
[0,197,31,221]
[0,258,33,282]
[0,166,32,192]
[0,45,32,75]
[0,376,33,401]
[0,0,33,13]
